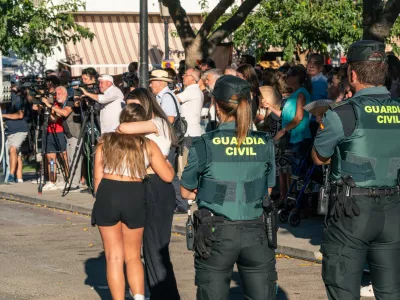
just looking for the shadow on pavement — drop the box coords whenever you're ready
[278,216,324,247]
[84,251,112,300]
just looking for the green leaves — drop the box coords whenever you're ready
[233,0,363,61]
[0,0,94,60]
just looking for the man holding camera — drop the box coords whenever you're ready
[79,74,124,134]
[38,86,72,190]
[1,85,29,183]
[42,86,82,191]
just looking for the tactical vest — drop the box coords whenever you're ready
[330,94,400,187]
[194,128,274,221]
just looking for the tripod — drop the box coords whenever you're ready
[62,103,99,197]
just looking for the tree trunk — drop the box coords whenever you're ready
[362,0,400,42]
[185,44,203,68]
[297,47,310,66]
[184,35,209,68]
[363,21,391,42]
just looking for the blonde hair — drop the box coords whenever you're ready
[98,104,151,178]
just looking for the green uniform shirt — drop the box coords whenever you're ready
[181,121,276,220]
[314,87,389,159]
[181,122,276,190]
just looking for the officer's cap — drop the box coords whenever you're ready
[211,75,251,103]
[347,40,387,63]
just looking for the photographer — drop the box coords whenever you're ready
[44,75,60,94]
[1,85,29,183]
[42,86,82,191]
[34,87,70,190]
[80,74,124,134]
[81,67,98,86]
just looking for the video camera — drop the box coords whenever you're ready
[122,72,138,88]
[20,82,55,105]
[72,80,100,98]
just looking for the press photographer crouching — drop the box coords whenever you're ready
[35,86,75,191]
[79,74,124,134]
[1,84,29,183]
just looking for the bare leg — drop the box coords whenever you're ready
[122,224,145,296]
[99,222,125,300]
[16,155,23,180]
[46,153,57,183]
[9,146,17,175]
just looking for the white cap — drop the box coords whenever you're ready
[99,74,114,84]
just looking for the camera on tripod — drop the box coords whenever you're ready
[71,80,102,111]
[28,83,56,105]
[122,72,138,89]
[72,81,100,98]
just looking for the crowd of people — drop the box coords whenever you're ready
[3,47,400,299]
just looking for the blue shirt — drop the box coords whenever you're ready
[3,93,29,134]
[156,86,180,117]
[311,73,328,101]
[282,87,311,144]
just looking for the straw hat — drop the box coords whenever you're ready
[149,69,173,83]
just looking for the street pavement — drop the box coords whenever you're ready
[0,199,375,300]
[0,181,323,261]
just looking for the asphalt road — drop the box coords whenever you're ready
[0,199,374,300]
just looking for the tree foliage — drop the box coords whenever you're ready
[0,0,94,59]
[233,0,363,63]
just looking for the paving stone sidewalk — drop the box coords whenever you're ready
[0,181,323,261]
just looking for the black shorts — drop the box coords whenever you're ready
[46,132,67,153]
[92,178,146,229]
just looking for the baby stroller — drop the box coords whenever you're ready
[277,144,323,227]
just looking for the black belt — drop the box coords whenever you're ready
[201,116,209,120]
[351,187,400,197]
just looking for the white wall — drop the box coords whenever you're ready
[82,0,243,14]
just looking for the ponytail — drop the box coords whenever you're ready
[216,95,252,148]
[236,97,252,147]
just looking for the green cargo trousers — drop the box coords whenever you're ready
[321,194,400,300]
[194,221,277,300]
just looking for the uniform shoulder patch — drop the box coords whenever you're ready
[329,100,349,110]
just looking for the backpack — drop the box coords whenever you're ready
[165,92,187,144]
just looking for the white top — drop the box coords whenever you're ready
[146,117,171,156]
[156,86,180,117]
[177,84,204,137]
[98,85,125,134]
[104,153,149,178]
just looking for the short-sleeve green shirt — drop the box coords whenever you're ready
[314,108,346,158]
[181,122,276,191]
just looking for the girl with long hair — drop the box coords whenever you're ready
[92,104,174,300]
[117,88,181,300]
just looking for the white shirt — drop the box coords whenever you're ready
[146,117,171,156]
[98,85,125,134]
[177,84,204,137]
[156,86,179,117]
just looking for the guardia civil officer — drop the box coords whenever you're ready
[180,75,277,299]
[312,40,400,300]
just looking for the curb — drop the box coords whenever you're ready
[0,191,92,216]
[0,191,321,263]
